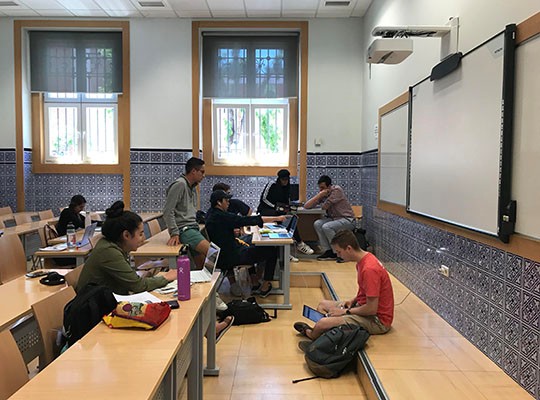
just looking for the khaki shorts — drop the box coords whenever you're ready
[342,314,390,335]
[179,227,205,252]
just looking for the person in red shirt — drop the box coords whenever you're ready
[294,230,394,339]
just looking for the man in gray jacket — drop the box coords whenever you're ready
[163,157,210,267]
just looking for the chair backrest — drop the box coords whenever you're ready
[31,286,76,368]
[38,209,54,220]
[89,233,102,248]
[0,206,13,215]
[14,213,33,225]
[44,224,59,246]
[65,265,84,288]
[351,205,363,219]
[147,219,161,237]
[0,219,4,229]
[2,218,16,228]
[0,329,29,399]
[0,234,27,284]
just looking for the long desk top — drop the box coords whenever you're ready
[1,220,52,237]
[10,274,219,400]
[250,226,294,246]
[0,273,68,331]
[131,230,181,258]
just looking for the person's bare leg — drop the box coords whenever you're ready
[317,299,340,314]
[305,316,346,340]
[194,239,210,268]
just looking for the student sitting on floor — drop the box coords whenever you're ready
[294,230,394,339]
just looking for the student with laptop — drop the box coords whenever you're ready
[77,200,234,341]
[206,190,286,297]
[57,194,87,236]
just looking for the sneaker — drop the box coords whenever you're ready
[216,315,235,344]
[296,242,314,255]
[251,282,261,292]
[317,250,337,261]
[290,255,299,263]
[336,257,346,263]
[230,282,242,297]
[215,293,228,311]
[257,282,273,298]
[293,321,313,336]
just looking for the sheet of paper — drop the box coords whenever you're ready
[113,291,163,304]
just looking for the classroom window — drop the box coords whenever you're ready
[212,99,289,166]
[43,93,118,164]
[200,32,299,174]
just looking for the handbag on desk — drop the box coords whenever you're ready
[103,301,171,330]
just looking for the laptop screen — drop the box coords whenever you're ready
[203,242,221,274]
[287,215,298,234]
[289,183,299,201]
[80,222,97,244]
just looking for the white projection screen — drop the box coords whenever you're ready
[407,27,516,240]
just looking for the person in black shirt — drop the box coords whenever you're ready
[57,194,86,236]
[206,190,286,297]
[257,169,314,257]
[206,182,251,219]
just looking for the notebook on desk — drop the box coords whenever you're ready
[268,215,298,239]
[190,242,221,283]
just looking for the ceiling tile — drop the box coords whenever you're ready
[211,10,247,18]
[56,0,100,10]
[70,8,109,16]
[98,0,138,11]
[36,9,75,16]
[174,9,211,18]
[1,9,40,16]
[351,0,370,17]
[246,10,281,18]
[18,0,66,10]
[167,0,207,10]
[244,0,280,11]
[105,9,143,16]
[282,0,318,11]
[207,0,244,11]
[282,10,316,18]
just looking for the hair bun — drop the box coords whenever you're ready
[105,200,125,218]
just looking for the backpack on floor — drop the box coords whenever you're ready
[218,297,271,325]
[302,325,370,380]
[352,228,370,251]
[63,283,118,347]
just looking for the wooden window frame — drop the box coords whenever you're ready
[192,21,308,190]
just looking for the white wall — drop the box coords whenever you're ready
[130,19,192,148]
[307,18,364,152]
[0,18,15,148]
[361,0,540,151]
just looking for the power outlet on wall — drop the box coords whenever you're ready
[438,265,450,277]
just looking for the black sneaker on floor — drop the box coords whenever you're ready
[257,283,273,298]
[317,250,337,261]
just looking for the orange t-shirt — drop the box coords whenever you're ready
[354,253,394,327]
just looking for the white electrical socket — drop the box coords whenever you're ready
[439,265,450,277]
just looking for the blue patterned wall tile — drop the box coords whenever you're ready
[507,254,524,287]
[491,248,507,278]
[523,260,540,296]
[488,333,504,366]
[489,304,504,336]
[519,359,539,398]
[505,283,522,319]
[522,292,540,330]
[521,325,539,365]
[489,276,505,309]
[504,314,522,351]
[503,347,521,381]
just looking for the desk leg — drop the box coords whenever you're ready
[204,284,219,376]
[283,245,291,306]
[187,317,202,400]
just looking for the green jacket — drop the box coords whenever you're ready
[76,237,168,295]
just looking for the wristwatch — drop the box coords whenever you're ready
[345,309,351,315]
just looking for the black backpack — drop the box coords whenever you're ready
[299,325,370,381]
[63,283,118,347]
[353,228,370,251]
[218,297,271,325]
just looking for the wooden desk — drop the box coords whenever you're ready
[33,244,92,267]
[2,220,53,259]
[10,274,219,400]
[293,207,325,242]
[131,230,180,268]
[0,272,68,364]
[251,227,293,310]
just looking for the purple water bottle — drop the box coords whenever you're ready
[177,245,191,301]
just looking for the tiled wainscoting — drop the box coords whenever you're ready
[0,149,17,211]
[360,150,540,399]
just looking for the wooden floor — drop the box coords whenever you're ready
[188,257,534,400]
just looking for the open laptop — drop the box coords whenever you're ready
[190,242,221,283]
[269,215,298,239]
[76,222,98,247]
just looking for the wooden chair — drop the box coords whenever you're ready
[0,330,29,399]
[351,205,363,228]
[44,224,59,246]
[148,219,162,237]
[0,219,4,229]
[38,209,54,220]
[31,286,76,369]
[0,206,13,215]
[14,213,33,225]
[0,234,27,284]
[65,265,84,288]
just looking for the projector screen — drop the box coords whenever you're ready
[407,26,516,240]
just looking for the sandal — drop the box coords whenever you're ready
[293,321,313,337]
[216,315,235,343]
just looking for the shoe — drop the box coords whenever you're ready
[257,282,273,298]
[317,250,337,261]
[251,282,261,293]
[289,255,299,263]
[298,340,312,353]
[215,293,228,311]
[230,282,242,297]
[216,315,235,344]
[336,257,346,263]
[297,242,314,255]
[293,321,313,337]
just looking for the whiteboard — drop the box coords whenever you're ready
[513,35,540,239]
[408,32,509,236]
[380,104,408,205]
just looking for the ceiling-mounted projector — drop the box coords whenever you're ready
[367,38,413,64]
